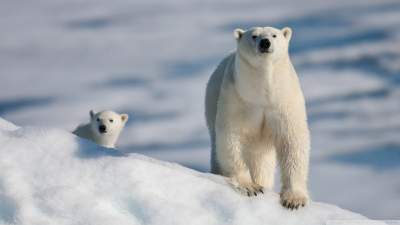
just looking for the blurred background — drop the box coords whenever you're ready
[0,0,399,219]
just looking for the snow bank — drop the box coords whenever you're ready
[0,118,365,225]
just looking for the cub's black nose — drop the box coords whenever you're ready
[99,125,107,133]
[259,38,271,53]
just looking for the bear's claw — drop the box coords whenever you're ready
[236,183,264,197]
[227,178,264,197]
[280,190,308,210]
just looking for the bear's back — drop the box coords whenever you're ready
[73,123,94,141]
[205,52,235,131]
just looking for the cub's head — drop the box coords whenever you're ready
[89,110,128,136]
[234,26,292,65]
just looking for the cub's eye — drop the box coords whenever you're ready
[109,119,114,123]
[272,34,277,38]
[96,118,100,122]
[252,35,257,40]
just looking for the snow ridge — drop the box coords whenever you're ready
[0,118,364,225]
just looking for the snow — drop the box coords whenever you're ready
[0,0,399,220]
[0,118,18,132]
[0,118,365,225]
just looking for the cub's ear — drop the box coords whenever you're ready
[90,110,95,119]
[282,27,292,41]
[121,114,129,123]
[234,28,245,41]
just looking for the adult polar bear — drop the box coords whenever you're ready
[205,26,310,209]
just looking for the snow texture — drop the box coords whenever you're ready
[0,0,399,219]
[0,118,365,225]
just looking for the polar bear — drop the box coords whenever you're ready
[73,110,129,148]
[205,26,310,209]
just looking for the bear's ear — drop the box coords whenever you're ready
[233,28,245,41]
[282,27,292,41]
[90,110,95,119]
[121,114,129,123]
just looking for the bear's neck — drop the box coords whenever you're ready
[93,130,121,148]
[234,52,291,106]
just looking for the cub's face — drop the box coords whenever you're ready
[234,26,292,66]
[89,110,128,136]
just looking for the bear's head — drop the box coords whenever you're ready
[89,110,128,137]
[234,26,292,66]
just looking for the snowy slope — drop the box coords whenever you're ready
[0,118,365,225]
[0,0,399,219]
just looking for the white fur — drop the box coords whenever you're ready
[73,110,128,148]
[205,27,310,209]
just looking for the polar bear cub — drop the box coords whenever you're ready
[205,26,310,209]
[73,110,129,148]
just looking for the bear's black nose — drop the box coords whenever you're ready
[259,38,271,53]
[99,125,107,133]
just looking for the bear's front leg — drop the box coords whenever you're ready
[243,140,276,190]
[215,125,265,197]
[276,115,310,210]
[214,102,266,196]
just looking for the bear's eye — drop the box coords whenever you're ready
[272,34,277,38]
[252,35,257,40]
[109,119,114,123]
[96,118,100,122]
